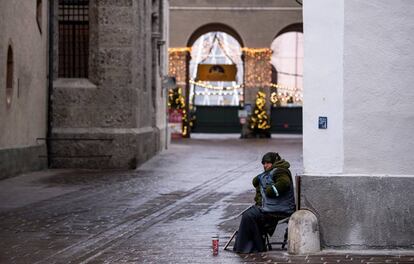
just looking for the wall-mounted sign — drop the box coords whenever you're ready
[318,116,328,129]
[196,64,237,82]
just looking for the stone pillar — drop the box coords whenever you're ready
[243,48,272,106]
[302,0,414,249]
[242,48,272,137]
[168,48,189,92]
[168,48,190,137]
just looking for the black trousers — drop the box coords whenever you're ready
[233,205,285,254]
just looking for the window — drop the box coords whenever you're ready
[58,0,89,78]
[6,45,14,107]
[36,0,42,33]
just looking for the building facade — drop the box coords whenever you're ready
[302,0,414,249]
[168,0,303,135]
[0,0,170,178]
[49,0,169,169]
[0,0,48,179]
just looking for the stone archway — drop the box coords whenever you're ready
[168,2,303,137]
[274,23,303,38]
[168,23,246,136]
[188,24,245,133]
[269,23,304,134]
[187,23,245,48]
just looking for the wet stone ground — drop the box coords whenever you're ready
[0,135,413,263]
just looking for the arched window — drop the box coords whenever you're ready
[6,45,14,107]
[270,31,303,106]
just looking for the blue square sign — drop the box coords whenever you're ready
[318,116,328,129]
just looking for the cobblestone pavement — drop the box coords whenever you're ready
[0,134,413,263]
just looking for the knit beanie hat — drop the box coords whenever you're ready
[261,152,281,164]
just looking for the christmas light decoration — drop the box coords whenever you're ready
[169,47,303,108]
[249,91,271,137]
[243,48,272,89]
[194,91,243,96]
[168,87,189,137]
[168,87,185,110]
[189,79,242,90]
[168,48,189,87]
[241,47,273,54]
[169,47,191,53]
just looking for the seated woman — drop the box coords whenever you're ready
[233,152,296,253]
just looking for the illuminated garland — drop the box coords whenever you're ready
[168,87,185,110]
[168,49,189,86]
[249,91,271,134]
[270,91,302,105]
[191,79,302,104]
[168,88,190,137]
[191,79,299,93]
[244,49,272,88]
[194,91,243,96]
[169,47,191,53]
[169,47,303,107]
[268,82,300,91]
[241,47,272,55]
[190,79,243,90]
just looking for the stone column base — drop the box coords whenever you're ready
[50,127,163,169]
[300,175,414,249]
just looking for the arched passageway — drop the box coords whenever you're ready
[269,24,304,134]
[189,30,244,133]
[168,3,303,137]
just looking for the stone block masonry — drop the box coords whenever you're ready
[300,175,414,249]
[50,0,168,169]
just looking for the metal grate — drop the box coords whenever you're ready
[58,0,89,78]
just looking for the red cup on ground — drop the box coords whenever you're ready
[212,235,219,256]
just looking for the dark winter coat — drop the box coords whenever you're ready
[233,159,296,253]
[252,159,295,215]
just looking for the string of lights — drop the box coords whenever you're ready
[241,47,272,55]
[194,91,243,96]
[190,79,243,90]
[168,47,303,105]
[169,47,191,53]
[190,79,300,92]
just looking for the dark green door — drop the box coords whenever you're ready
[191,106,241,133]
[270,107,302,134]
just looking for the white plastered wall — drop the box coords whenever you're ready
[343,0,414,175]
[304,0,414,176]
[303,0,344,174]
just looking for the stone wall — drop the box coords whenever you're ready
[300,176,414,249]
[169,0,303,48]
[50,0,168,169]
